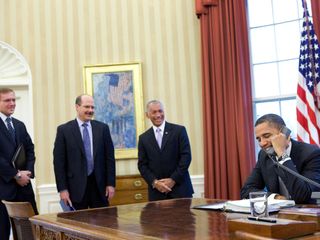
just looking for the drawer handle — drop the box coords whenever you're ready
[135,193,143,200]
[133,180,142,187]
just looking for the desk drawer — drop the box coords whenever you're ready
[111,189,148,205]
[110,175,149,206]
[116,176,148,190]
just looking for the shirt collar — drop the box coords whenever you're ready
[286,141,292,155]
[0,112,11,124]
[76,118,91,128]
[153,121,165,133]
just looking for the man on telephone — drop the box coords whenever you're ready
[240,113,320,204]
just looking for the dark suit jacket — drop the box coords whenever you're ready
[138,122,194,200]
[240,140,320,203]
[53,119,115,203]
[0,117,35,200]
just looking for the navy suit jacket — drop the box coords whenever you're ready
[53,119,115,203]
[0,117,35,200]
[138,122,194,200]
[240,140,320,203]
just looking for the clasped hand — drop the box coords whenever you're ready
[16,170,32,187]
[154,178,175,194]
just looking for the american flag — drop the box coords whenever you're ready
[296,0,320,145]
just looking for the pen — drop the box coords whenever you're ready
[247,216,277,223]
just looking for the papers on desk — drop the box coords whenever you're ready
[193,198,295,214]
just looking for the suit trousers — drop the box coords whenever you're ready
[0,185,38,240]
[72,173,108,210]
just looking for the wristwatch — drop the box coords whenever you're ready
[14,172,21,180]
[279,153,290,161]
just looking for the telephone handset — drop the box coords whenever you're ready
[264,126,291,156]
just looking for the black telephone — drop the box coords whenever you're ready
[265,126,291,156]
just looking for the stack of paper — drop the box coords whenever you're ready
[193,198,295,214]
[224,198,295,213]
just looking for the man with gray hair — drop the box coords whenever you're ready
[138,100,194,201]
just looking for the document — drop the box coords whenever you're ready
[11,144,26,170]
[59,200,76,212]
[193,198,295,214]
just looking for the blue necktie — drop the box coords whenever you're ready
[6,118,16,145]
[82,123,93,175]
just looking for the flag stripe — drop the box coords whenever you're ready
[296,0,320,146]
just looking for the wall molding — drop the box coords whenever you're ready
[37,175,204,214]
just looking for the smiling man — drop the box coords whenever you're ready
[53,94,115,210]
[0,88,38,240]
[138,100,194,201]
[240,113,320,204]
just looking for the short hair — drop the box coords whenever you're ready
[145,100,163,113]
[255,113,286,130]
[0,88,14,96]
[75,94,92,105]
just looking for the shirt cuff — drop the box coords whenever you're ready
[268,193,277,200]
[279,157,291,165]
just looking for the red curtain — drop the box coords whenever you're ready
[196,0,255,200]
[311,0,320,38]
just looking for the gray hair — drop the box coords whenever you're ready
[145,100,164,113]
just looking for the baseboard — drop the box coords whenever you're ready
[37,175,204,214]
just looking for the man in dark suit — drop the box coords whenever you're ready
[0,88,38,240]
[53,94,115,210]
[241,113,320,204]
[138,100,194,201]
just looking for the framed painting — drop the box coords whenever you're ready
[83,62,145,159]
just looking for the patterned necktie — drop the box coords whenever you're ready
[156,128,162,148]
[82,123,93,175]
[6,117,16,144]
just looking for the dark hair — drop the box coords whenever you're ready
[255,113,286,130]
[75,95,83,105]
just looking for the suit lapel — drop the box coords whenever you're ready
[0,117,16,145]
[12,118,20,145]
[71,120,85,155]
[91,121,99,159]
[161,122,172,150]
[146,127,160,151]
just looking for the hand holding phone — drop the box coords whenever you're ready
[264,126,291,156]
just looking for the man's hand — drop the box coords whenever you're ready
[159,178,176,189]
[15,170,31,187]
[274,194,287,200]
[106,186,115,200]
[271,132,290,158]
[60,190,73,207]
[154,178,173,193]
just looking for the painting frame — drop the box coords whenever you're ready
[83,62,145,159]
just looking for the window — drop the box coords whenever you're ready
[248,0,312,142]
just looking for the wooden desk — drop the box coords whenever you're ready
[29,198,319,240]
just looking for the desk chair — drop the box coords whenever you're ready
[1,200,35,240]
